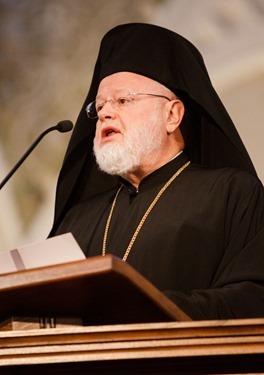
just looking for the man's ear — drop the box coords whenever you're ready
[166,100,185,134]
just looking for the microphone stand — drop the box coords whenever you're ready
[0,121,73,190]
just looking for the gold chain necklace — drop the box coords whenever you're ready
[102,161,190,262]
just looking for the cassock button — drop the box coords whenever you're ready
[128,187,138,196]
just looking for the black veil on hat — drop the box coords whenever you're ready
[50,23,257,235]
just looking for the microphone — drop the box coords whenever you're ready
[0,120,73,190]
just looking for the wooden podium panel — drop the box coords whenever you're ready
[0,318,263,374]
[0,255,190,326]
[0,256,263,373]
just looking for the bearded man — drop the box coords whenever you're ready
[50,23,264,320]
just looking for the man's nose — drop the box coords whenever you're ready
[98,101,117,120]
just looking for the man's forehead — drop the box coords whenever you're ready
[97,72,165,96]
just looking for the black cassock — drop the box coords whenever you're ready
[54,152,264,320]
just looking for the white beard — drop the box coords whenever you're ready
[93,114,164,176]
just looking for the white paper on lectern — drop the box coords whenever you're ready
[0,252,17,274]
[0,233,85,275]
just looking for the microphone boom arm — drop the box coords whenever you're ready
[0,121,73,190]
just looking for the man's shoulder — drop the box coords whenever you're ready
[187,163,263,191]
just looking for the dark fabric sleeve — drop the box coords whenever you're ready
[165,279,264,320]
[164,290,233,320]
[165,175,264,320]
[164,228,264,320]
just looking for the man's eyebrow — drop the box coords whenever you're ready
[96,90,131,100]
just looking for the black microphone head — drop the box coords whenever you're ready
[56,120,73,133]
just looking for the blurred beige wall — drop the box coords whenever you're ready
[0,0,263,252]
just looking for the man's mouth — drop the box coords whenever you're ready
[101,126,121,139]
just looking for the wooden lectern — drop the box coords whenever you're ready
[0,255,264,374]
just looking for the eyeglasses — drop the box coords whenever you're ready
[85,92,171,119]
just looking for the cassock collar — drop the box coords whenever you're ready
[120,151,190,195]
